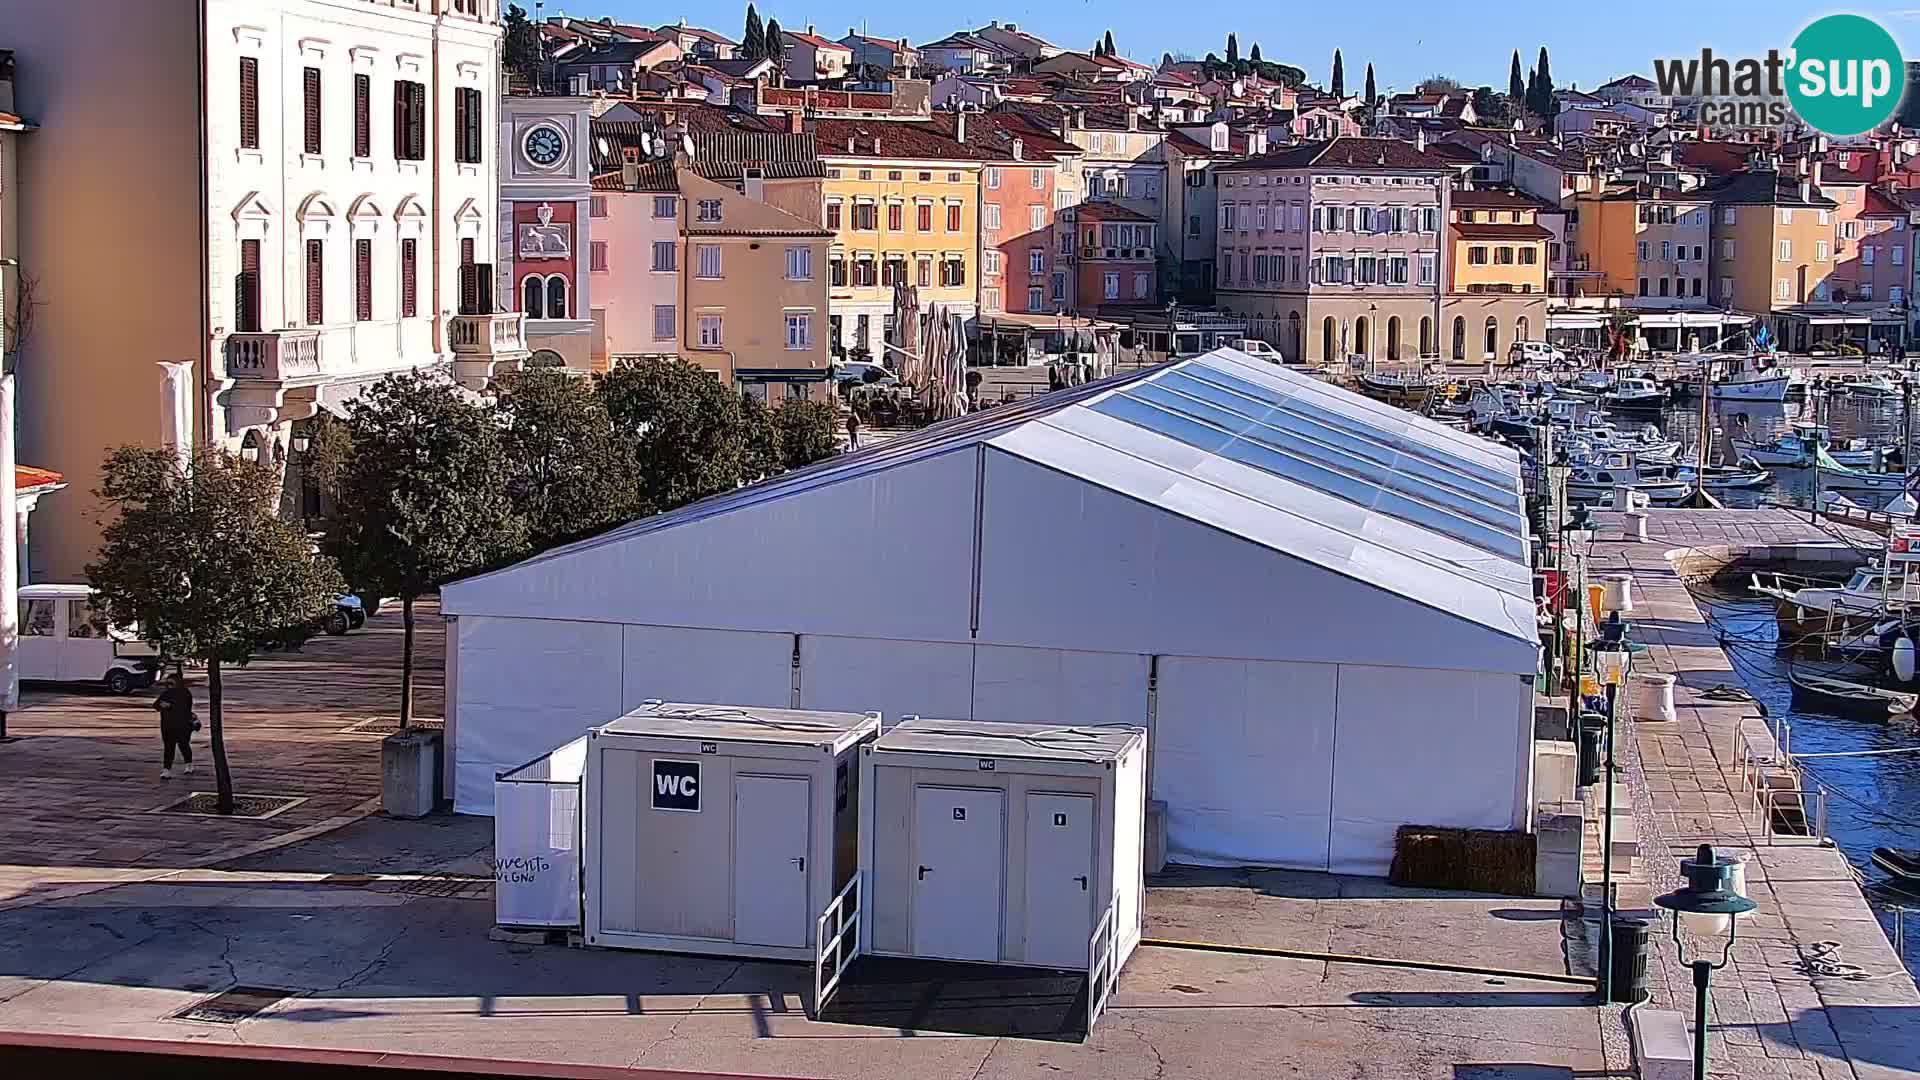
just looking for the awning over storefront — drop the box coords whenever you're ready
[1547,312,1607,330]
[1806,315,1872,326]
[1633,312,1751,329]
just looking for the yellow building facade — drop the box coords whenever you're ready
[815,119,984,361]
[1442,189,1549,360]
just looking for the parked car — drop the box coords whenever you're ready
[325,595,367,636]
[17,583,160,694]
[1229,339,1287,364]
[1509,340,1567,366]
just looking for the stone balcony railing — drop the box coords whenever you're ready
[226,329,324,383]
[448,312,531,390]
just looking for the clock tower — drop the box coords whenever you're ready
[499,94,596,370]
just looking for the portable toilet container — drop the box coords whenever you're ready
[583,701,881,960]
[857,718,1147,974]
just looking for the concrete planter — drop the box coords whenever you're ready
[382,728,443,819]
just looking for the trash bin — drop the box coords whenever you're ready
[1607,915,1652,1004]
[1577,712,1606,788]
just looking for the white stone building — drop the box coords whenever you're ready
[0,0,517,580]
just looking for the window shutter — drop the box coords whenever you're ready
[393,82,406,159]
[400,238,417,318]
[355,239,372,321]
[305,240,324,324]
[410,82,427,159]
[236,239,261,333]
[353,74,371,158]
[238,57,259,149]
[303,67,322,154]
[459,237,479,314]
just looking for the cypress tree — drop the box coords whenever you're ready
[1331,49,1345,98]
[1535,47,1554,112]
[1508,50,1525,104]
[1364,62,1376,107]
[1250,43,1262,64]
[1226,34,1238,65]
[1103,30,1116,57]
[741,4,764,61]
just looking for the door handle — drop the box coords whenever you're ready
[791,856,806,872]
[918,865,932,880]
[1075,875,1088,891]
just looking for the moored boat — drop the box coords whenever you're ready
[1787,668,1918,720]
[1871,847,1920,888]
[1355,369,1436,410]
[1753,564,1920,644]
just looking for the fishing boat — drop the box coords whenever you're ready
[1705,355,1794,402]
[1830,371,1901,398]
[1871,847,1920,888]
[1788,668,1918,720]
[1354,368,1435,410]
[1753,563,1920,643]
[1810,449,1911,498]
[1601,376,1668,412]
[1564,451,1691,504]
[1672,461,1772,492]
[1732,422,1878,468]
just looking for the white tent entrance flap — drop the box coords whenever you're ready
[494,736,587,928]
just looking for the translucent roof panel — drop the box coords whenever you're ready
[1088,364,1526,561]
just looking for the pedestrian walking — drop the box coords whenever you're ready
[846,411,861,450]
[153,672,195,779]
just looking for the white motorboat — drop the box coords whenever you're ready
[1571,369,1614,395]
[1564,451,1691,503]
[1754,562,1920,643]
[1601,377,1668,412]
[1809,448,1911,497]
[1732,422,1878,468]
[1829,372,1901,398]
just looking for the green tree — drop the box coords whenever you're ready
[503,4,542,88]
[493,368,639,548]
[764,17,785,70]
[1471,85,1508,127]
[88,447,344,814]
[1508,50,1525,104]
[1249,43,1261,64]
[741,3,765,60]
[774,399,841,470]
[1528,47,1555,119]
[1365,63,1378,107]
[1226,34,1238,66]
[1103,30,1116,57]
[328,371,527,729]
[738,392,784,483]
[1330,49,1344,98]
[598,358,746,514]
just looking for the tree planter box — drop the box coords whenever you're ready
[383,728,443,818]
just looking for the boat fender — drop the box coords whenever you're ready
[1895,636,1916,684]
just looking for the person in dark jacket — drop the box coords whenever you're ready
[153,673,194,779]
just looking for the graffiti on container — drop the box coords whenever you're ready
[494,855,553,884]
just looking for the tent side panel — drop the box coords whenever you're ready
[620,625,795,712]
[1327,666,1531,876]
[969,645,1149,729]
[974,448,1527,671]
[453,616,625,815]
[798,635,974,722]
[1154,657,1338,871]
[443,449,982,643]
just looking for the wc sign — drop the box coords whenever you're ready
[652,759,701,812]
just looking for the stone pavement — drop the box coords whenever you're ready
[0,599,443,907]
[1588,508,1920,1079]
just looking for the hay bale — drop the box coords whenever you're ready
[1389,825,1536,896]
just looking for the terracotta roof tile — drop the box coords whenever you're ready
[1452,221,1554,240]
[813,117,993,161]
[1218,137,1449,172]
[16,465,62,491]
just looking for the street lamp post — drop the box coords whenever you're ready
[1654,844,1758,1080]
[1593,618,1632,1003]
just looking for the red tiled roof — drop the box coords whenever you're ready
[1675,141,1755,177]
[781,30,844,50]
[16,466,63,491]
[1076,200,1156,223]
[930,112,1081,160]
[1451,187,1550,209]
[813,118,995,161]
[1452,222,1553,240]
[1219,137,1450,172]
[657,23,736,46]
[1862,185,1909,218]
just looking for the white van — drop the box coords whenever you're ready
[18,584,160,694]
[1509,340,1566,366]
[1230,338,1288,364]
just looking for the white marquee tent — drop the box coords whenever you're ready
[441,348,1539,875]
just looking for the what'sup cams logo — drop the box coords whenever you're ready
[1653,14,1906,136]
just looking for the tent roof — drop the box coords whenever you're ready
[447,349,1534,655]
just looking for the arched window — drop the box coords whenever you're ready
[1386,316,1401,362]
[1322,316,1336,364]
[1419,316,1434,357]
[1484,316,1498,359]
[1451,316,1466,360]
[1353,316,1369,359]
[522,276,545,319]
[1516,315,1530,343]
[545,275,569,319]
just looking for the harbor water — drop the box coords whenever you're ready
[1689,577,1920,974]
[1647,392,1915,510]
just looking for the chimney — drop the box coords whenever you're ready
[1073,107,1087,130]
[1801,175,1813,203]
[622,161,640,189]
[849,27,857,39]
[871,134,882,154]
[956,107,967,143]
[1415,129,1425,153]
[806,24,815,36]
[846,135,856,153]
[1012,136,1024,160]
[744,170,766,203]
[787,109,804,134]
[1127,109,1138,131]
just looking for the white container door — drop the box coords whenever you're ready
[1023,793,1095,969]
[17,597,59,682]
[732,774,812,948]
[911,786,1004,961]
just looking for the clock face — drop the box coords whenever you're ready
[523,125,565,167]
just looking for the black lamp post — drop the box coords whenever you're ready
[1592,617,1631,1003]
[1654,844,1758,1080]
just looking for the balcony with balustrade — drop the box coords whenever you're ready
[223,329,326,429]
[448,311,531,389]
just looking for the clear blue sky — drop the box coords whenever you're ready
[556,1,1920,93]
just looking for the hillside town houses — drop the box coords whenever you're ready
[0,1,1918,583]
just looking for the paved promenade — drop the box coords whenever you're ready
[1588,508,1920,1079]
